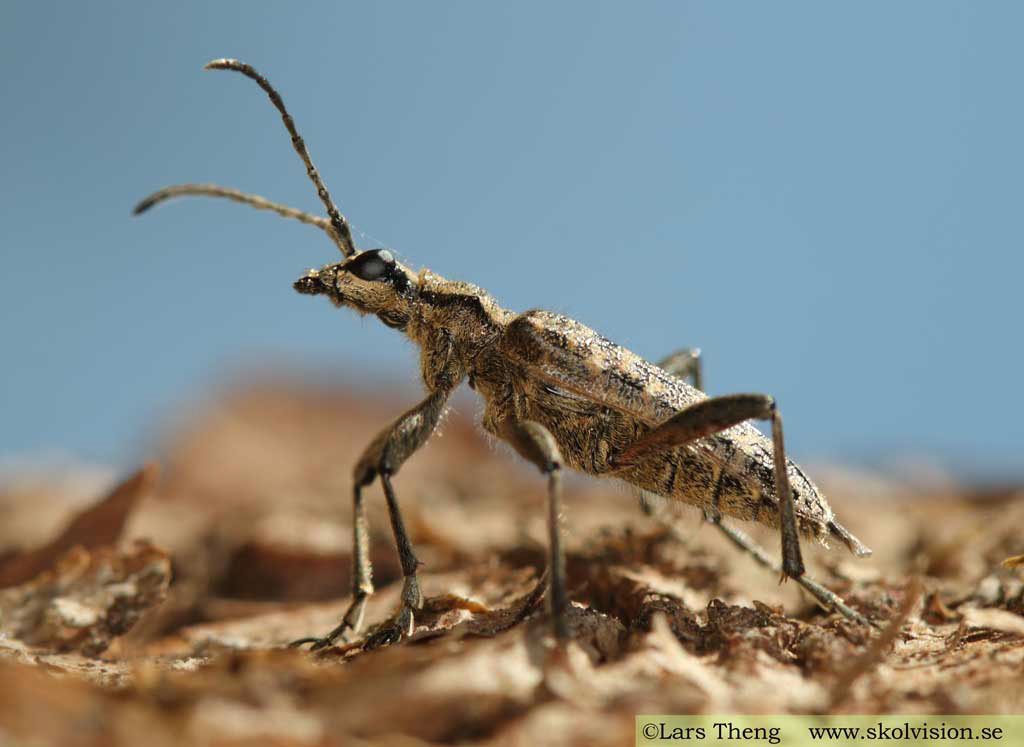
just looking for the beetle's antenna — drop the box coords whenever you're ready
[133,183,336,237]
[205,59,357,257]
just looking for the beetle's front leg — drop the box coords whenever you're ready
[290,482,373,649]
[290,387,453,650]
[365,469,424,648]
[494,418,569,641]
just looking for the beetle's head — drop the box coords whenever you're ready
[294,249,417,330]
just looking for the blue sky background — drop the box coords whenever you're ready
[2,2,1021,478]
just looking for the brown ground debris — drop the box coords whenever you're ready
[1,379,1023,745]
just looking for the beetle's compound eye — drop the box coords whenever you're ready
[345,249,395,281]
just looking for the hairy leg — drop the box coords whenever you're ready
[495,418,569,640]
[291,388,452,649]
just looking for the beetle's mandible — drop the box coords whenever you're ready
[135,60,873,649]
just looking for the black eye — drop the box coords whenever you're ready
[345,249,395,281]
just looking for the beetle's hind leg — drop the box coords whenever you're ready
[612,393,804,580]
[645,353,803,578]
[495,419,569,641]
[632,357,872,625]
[290,388,452,650]
[637,348,704,517]
[705,514,871,626]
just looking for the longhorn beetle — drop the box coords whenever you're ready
[135,60,873,649]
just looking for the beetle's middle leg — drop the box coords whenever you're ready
[494,418,569,641]
[658,347,703,391]
[290,387,452,650]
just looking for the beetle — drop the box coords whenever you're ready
[136,60,872,649]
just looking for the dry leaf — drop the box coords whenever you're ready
[0,463,158,588]
[0,540,171,655]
